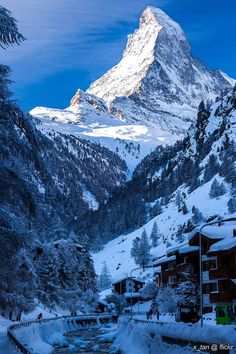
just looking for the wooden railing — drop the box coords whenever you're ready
[209,268,234,279]
[7,313,118,354]
[210,292,233,303]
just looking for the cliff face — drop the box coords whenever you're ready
[85,7,234,133]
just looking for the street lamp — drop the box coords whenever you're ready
[198,217,236,327]
[130,264,154,320]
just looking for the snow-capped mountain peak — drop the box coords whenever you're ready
[31,7,235,174]
[85,7,234,133]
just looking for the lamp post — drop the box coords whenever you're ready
[198,217,236,327]
[130,264,154,320]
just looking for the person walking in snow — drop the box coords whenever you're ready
[156,310,160,321]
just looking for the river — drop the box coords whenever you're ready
[53,324,118,353]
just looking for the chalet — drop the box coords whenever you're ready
[153,242,199,287]
[154,219,236,310]
[112,276,145,305]
[95,299,108,313]
[189,221,236,309]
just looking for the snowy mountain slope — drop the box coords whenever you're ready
[82,87,236,256]
[31,104,178,175]
[93,177,233,282]
[86,7,235,132]
[0,101,127,246]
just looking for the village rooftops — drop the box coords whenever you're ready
[166,241,199,256]
[209,233,236,253]
[153,255,176,266]
[188,219,236,243]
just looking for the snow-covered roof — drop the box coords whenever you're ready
[112,276,145,285]
[209,236,236,253]
[166,241,199,256]
[98,299,108,306]
[166,241,188,255]
[188,221,236,242]
[99,288,112,300]
[153,255,176,266]
[179,245,199,254]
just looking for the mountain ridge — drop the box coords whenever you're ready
[31,7,235,174]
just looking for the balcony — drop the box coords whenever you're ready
[209,268,234,280]
[210,292,233,303]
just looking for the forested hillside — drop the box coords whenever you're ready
[78,88,236,248]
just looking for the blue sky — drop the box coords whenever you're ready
[1,0,236,111]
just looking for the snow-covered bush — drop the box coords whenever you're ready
[155,286,176,314]
[140,281,159,300]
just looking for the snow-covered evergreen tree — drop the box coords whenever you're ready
[140,280,159,300]
[228,197,236,214]
[131,230,151,267]
[181,200,188,215]
[209,178,227,198]
[150,220,161,247]
[105,293,127,314]
[175,191,182,211]
[155,286,176,314]
[175,265,198,306]
[191,206,203,225]
[36,240,98,313]
[0,6,25,48]
[99,262,112,291]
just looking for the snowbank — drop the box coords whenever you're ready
[111,317,236,354]
[9,315,113,354]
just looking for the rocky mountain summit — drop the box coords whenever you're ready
[85,7,234,133]
[31,7,235,171]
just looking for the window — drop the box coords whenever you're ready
[168,276,177,284]
[203,282,218,293]
[168,262,175,270]
[203,259,217,271]
[210,260,217,269]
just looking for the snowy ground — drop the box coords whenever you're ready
[0,305,73,354]
[112,317,236,354]
[93,177,232,283]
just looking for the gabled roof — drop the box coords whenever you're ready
[209,236,236,253]
[153,255,176,266]
[188,220,236,243]
[166,241,199,256]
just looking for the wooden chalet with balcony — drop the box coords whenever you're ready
[154,219,236,310]
[112,276,145,305]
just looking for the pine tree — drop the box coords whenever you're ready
[99,262,112,291]
[130,237,140,264]
[228,197,236,214]
[0,6,25,48]
[138,229,151,267]
[175,191,182,211]
[191,206,203,225]
[175,265,198,306]
[181,201,188,215]
[204,155,219,182]
[130,230,151,267]
[150,221,161,247]
[209,178,227,198]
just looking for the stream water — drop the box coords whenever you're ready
[53,325,118,353]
